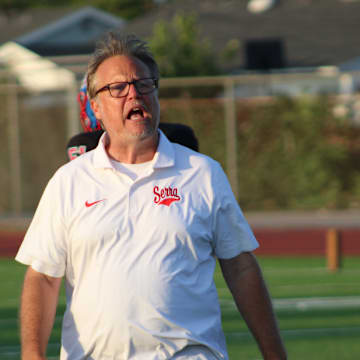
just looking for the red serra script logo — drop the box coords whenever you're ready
[153,185,181,206]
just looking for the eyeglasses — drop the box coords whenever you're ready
[95,78,158,98]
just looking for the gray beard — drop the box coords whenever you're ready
[127,124,156,140]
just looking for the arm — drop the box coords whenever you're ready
[218,252,287,360]
[19,266,62,360]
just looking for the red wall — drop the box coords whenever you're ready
[254,228,360,256]
[1,228,359,258]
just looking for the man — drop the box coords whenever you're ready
[16,32,287,359]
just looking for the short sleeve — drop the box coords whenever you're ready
[15,174,68,277]
[212,163,258,259]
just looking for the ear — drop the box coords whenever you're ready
[90,98,101,119]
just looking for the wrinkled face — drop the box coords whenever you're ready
[91,55,160,143]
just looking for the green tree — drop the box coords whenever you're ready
[148,12,220,77]
[237,95,357,210]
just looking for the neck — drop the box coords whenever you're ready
[106,132,159,164]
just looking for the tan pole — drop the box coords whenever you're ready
[326,228,341,272]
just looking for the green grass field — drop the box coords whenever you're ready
[1,256,359,359]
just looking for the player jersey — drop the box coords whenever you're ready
[16,130,258,359]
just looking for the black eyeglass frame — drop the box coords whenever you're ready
[94,78,159,98]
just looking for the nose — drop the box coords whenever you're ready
[127,82,140,98]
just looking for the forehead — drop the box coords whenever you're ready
[95,55,151,84]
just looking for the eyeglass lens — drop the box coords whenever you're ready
[109,79,156,97]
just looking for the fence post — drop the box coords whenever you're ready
[224,77,239,200]
[66,80,81,139]
[7,82,22,215]
[326,228,341,272]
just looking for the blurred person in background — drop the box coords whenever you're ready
[16,31,287,360]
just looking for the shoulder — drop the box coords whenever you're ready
[53,150,96,182]
[172,143,224,180]
[174,142,220,165]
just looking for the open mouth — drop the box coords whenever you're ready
[127,107,145,121]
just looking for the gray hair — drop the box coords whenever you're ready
[87,32,159,99]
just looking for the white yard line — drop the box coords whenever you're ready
[272,296,360,310]
[2,296,359,327]
[227,326,360,339]
[219,295,360,311]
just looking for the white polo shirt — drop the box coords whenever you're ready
[16,131,258,360]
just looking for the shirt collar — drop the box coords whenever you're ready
[93,129,175,170]
[93,132,113,169]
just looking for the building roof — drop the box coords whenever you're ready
[0,41,75,91]
[122,0,360,72]
[0,6,126,56]
[2,1,360,77]
[0,7,73,44]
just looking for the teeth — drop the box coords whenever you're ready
[128,107,143,119]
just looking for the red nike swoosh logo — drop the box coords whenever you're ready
[85,199,106,207]
[158,198,180,206]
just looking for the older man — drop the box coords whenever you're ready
[16,32,286,360]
